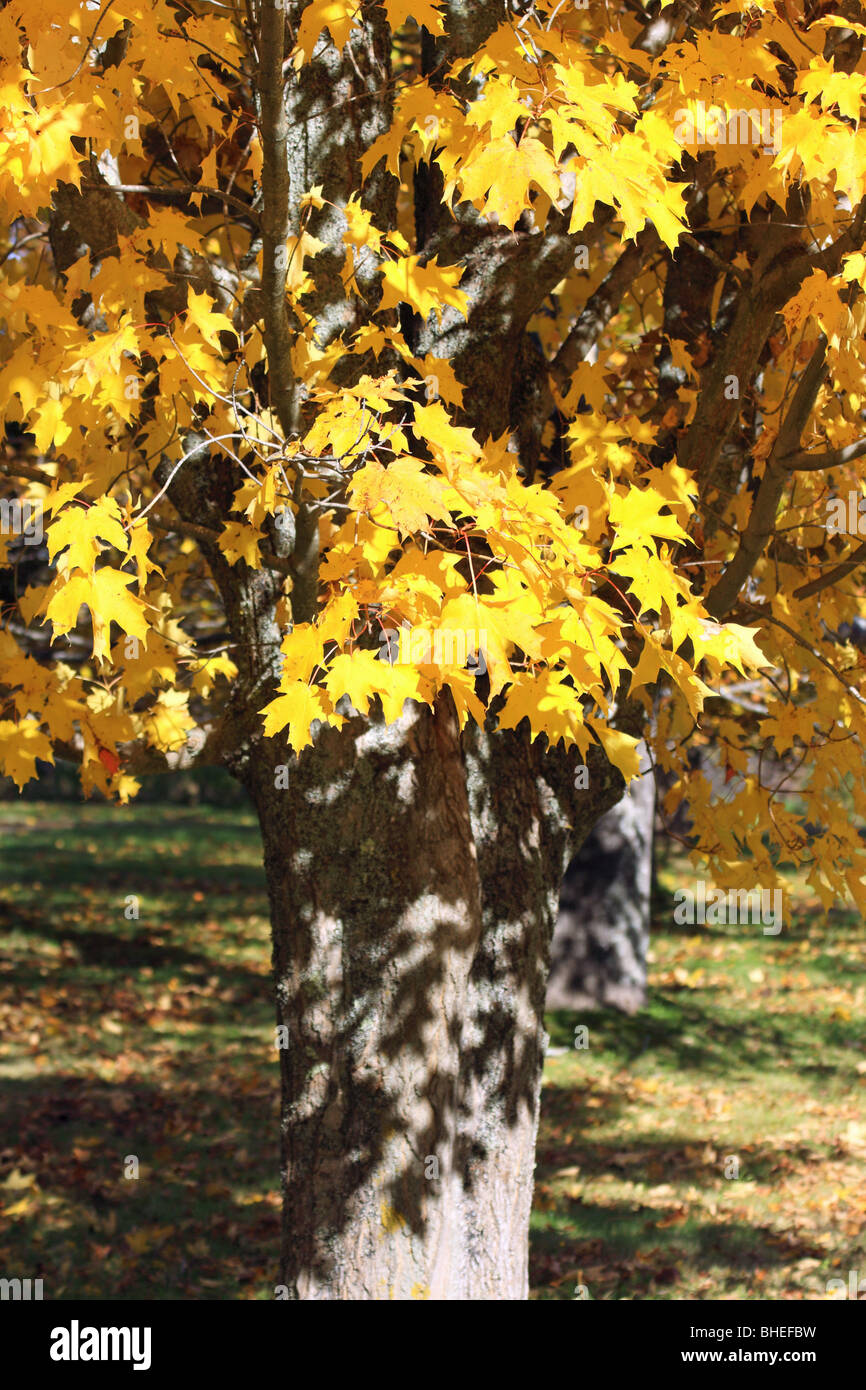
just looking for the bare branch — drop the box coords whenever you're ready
[258,0,300,440]
[551,227,659,390]
[794,541,866,601]
[782,437,866,471]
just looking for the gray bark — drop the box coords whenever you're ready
[547,745,655,1014]
[193,0,649,1295]
[241,706,628,1299]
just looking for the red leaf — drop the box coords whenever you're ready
[98,747,121,775]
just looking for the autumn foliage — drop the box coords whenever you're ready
[3,0,866,920]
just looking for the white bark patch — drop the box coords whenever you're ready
[303,774,349,805]
[393,760,417,804]
[354,702,421,756]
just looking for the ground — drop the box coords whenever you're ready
[0,800,863,1300]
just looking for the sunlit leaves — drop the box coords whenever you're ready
[0,719,54,790]
[378,255,469,324]
[45,569,150,664]
[347,456,452,536]
[454,136,562,229]
[2,0,866,921]
[261,682,342,752]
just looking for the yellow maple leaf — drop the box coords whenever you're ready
[379,254,468,324]
[286,229,327,296]
[260,681,340,752]
[609,486,690,553]
[0,719,54,790]
[142,690,196,752]
[293,1,361,65]
[184,288,236,349]
[497,671,592,751]
[218,520,265,568]
[382,2,444,34]
[46,568,149,663]
[47,497,128,573]
[30,396,72,453]
[323,647,425,719]
[189,653,238,697]
[278,624,327,684]
[348,456,452,536]
[411,400,481,464]
[456,135,561,229]
[693,620,768,678]
[465,80,529,140]
[586,718,643,783]
[440,665,486,729]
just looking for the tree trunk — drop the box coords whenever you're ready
[546,744,655,1014]
[244,700,626,1299]
[158,0,646,1298]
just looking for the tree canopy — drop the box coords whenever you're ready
[3,0,866,920]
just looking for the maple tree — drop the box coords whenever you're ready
[4,0,866,1299]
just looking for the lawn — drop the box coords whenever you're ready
[0,800,864,1300]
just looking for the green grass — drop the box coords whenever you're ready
[0,801,278,1299]
[530,847,866,1300]
[1,802,864,1299]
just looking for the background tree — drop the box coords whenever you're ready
[3,0,866,1299]
[547,743,655,1014]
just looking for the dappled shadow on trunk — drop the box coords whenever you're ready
[244,691,626,1298]
[250,700,493,1297]
[249,711,500,1295]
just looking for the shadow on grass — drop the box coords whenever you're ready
[546,995,866,1081]
[530,1201,828,1300]
[1,900,267,998]
[0,1070,280,1300]
[1,803,860,1300]
[1,845,266,898]
[0,802,281,1298]
[531,1077,833,1300]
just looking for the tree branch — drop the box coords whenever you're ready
[80,181,259,223]
[794,541,866,601]
[551,227,659,390]
[738,602,866,708]
[782,437,866,471]
[149,511,293,576]
[705,336,828,619]
[680,231,750,286]
[258,0,300,440]
[0,461,56,487]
